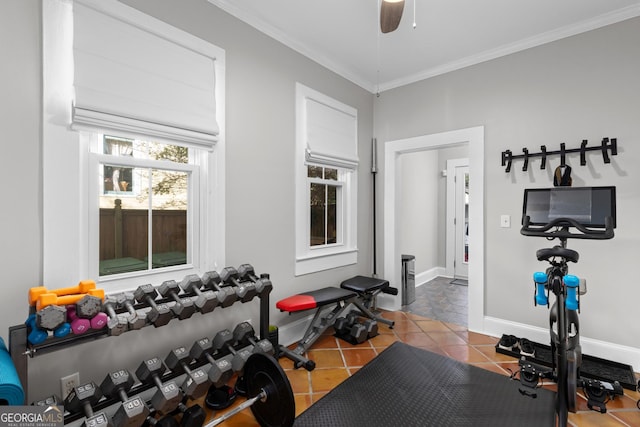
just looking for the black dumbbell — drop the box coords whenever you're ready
[158,280,196,320]
[201,271,237,307]
[122,292,147,330]
[135,357,182,415]
[174,403,206,427]
[189,337,234,388]
[237,264,273,298]
[165,347,210,399]
[219,267,257,303]
[346,312,378,337]
[103,294,130,336]
[232,322,274,355]
[144,415,179,427]
[345,312,368,344]
[63,382,111,427]
[179,275,218,314]
[134,284,173,327]
[100,369,150,427]
[212,329,252,374]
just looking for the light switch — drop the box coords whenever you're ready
[500,215,511,228]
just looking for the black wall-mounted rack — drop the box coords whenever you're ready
[501,137,617,173]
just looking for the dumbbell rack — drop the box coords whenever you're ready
[7,276,271,411]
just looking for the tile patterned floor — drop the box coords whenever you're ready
[208,310,640,427]
[401,276,468,326]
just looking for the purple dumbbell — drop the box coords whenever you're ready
[67,306,91,334]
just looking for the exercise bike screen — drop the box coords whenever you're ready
[522,186,616,228]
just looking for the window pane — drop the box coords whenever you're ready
[324,168,338,180]
[308,165,322,178]
[99,167,150,276]
[310,183,326,246]
[104,135,188,164]
[327,184,337,244]
[99,166,189,276]
[151,169,188,269]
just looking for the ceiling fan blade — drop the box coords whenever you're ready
[380,0,405,34]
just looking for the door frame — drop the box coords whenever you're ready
[446,159,469,278]
[381,126,485,332]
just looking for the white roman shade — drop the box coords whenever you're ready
[72,1,219,148]
[303,93,358,169]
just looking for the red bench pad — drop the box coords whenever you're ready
[277,287,356,312]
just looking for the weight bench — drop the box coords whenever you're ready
[276,276,398,370]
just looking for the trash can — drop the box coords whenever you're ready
[401,254,416,305]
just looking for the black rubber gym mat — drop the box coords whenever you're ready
[295,342,555,426]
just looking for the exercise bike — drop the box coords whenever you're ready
[516,186,623,427]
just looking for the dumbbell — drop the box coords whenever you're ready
[25,306,71,344]
[237,264,273,298]
[348,312,378,338]
[135,357,182,415]
[189,338,234,388]
[64,382,111,427]
[212,329,252,374]
[219,267,257,303]
[36,288,105,311]
[67,296,108,332]
[100,369,150,427]
[32,394,62,406]
[177,275,217,314]
[232,322,274,355]
[122,292,147,330]
[174,403,206,427]
[103,295,130,336]
[164,347,210,399]
[134,284,173,327]
[200,271,237,307]
[29,280,96,306]
[144,416,179,427]
[220,267,258,302]
[158,280,196,320]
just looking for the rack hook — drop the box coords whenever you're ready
[580,140,588,166]
[502,150,512,173]
[540,145,547,170]
[522,148,529,171]
[560,143,566,167]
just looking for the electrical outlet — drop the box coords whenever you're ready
[60,372,79,399]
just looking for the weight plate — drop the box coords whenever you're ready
[245,353,295,427]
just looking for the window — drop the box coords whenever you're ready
[295,83,358,275]
[308,165,341,247]
[42,0,225,291]
[94,135,194,277]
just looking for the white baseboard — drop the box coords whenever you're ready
[415,266,447,287]
[483,316,640,371]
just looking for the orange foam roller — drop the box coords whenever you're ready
[29,280,96,306]
[36,288,105,311]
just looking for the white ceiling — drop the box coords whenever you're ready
[208,0,640,93]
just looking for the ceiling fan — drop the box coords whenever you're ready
[380,0,405,34]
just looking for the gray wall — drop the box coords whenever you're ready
[375,17,640,347]
[0,0,42,347]
[397,150,439,273]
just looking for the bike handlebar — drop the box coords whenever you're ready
[521,216,615,240]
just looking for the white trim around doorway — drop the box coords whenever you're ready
[378,126,485,333]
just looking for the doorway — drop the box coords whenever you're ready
[446,159,469,279]
[380,126,485,332]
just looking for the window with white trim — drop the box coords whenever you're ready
[42,0,225,291]
[295,83,358,276]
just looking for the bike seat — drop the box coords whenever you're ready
[536,246,579,263]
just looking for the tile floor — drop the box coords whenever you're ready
[401,276,468,326]
[207,310,640,427]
